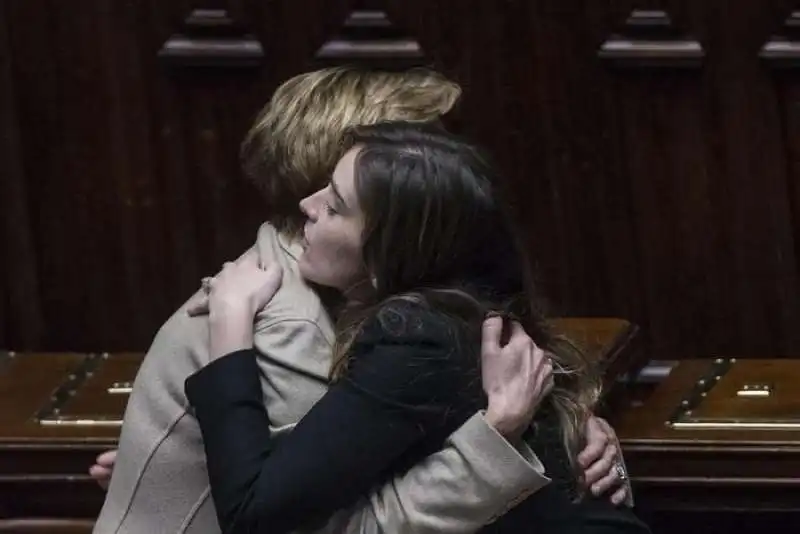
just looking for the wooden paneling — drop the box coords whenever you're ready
[0,1,44,348]
[0,0,354,350]
[2,0,800,362]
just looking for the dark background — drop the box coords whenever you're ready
[3,0,800,363]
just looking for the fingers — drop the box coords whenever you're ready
[505,321,534,364]
[591,466,623,497]
[89,457,114,490]
[256,264,284,307]
[481,316,502,358]
[501,321,552,399]
[578,417,608,468]
[89,464,112,479]
[506,322,544,361]
[595,417,619,445]
[530,347,552,390]
[236,247,259,265]
[583,440,617,488]
[95,449,117,467]
[541,371,555,397]
[212,262,237,285]
[509,320,527,341]
[187,295,210,317]
[200,276,214,294]
[610,486,629,506]
[530,343,553,396]
[580,417,629,500]
[89,465,112,490]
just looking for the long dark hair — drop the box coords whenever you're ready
[331,122,599,476]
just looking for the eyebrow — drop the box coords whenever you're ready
[329,179,348,210]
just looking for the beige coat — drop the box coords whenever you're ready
[93,223,549,534]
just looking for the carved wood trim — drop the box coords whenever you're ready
[598,10,704,69]
[157,9,264,69]
[760,11,800,68]
[315,10,424,66]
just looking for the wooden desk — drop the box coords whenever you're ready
[0,351,141,520]
[0,317,641,525]
[617,358,800,513]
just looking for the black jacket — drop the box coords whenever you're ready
[186,300,650,534]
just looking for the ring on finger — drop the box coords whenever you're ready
[614,462,628,482]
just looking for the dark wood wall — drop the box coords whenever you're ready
[2,0,800,360]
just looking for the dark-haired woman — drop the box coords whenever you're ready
[188,123,650,533]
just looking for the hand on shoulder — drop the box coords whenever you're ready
[201,255,283,359]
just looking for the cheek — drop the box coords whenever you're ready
[301,224,364,286]
[329,229,364,276]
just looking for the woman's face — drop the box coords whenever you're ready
[298,146,368,293]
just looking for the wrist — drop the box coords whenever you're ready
[209,297,256,321]
[209,304,256,358]
[484,405,527,440]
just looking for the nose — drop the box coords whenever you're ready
[299,194,318,222]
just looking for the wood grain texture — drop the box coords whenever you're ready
[2,0,800,366]
[617,359,800,513]
[0,1,43,348]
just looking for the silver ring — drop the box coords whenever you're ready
[614,463,628,482]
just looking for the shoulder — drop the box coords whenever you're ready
[344,298,480,401]
[341,299,483,423]
[252,224,335,339]
[356,298,473,352]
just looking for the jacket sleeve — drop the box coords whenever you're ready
[185,318,471,534]
[483,416,652,534]
[346,411,552,534]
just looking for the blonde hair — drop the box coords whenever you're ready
[240,66,462,236]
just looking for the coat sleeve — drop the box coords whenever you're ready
[185,312,471,534]
[348,411,552,534]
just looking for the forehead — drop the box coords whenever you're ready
[331,145,362,198]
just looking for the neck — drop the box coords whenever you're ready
[342,277,375,304]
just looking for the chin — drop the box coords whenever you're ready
[297,257,314,281]
[298,259,325,287]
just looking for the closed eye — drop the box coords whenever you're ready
[328,180,348,213]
